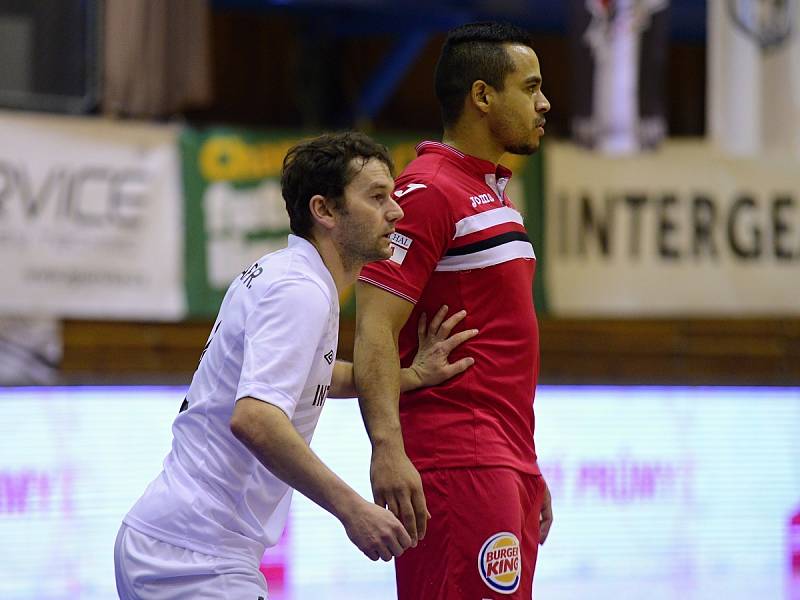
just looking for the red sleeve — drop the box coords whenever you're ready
[359,181,453,304]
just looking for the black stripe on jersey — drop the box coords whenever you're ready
[446,231,531,256]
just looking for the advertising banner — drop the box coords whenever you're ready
[545,140,800,315]
[1,385,797,599]
[180,129,544,317]
[0,112,185,319]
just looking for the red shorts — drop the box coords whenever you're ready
[395,467,545,600]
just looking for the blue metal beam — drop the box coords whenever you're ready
[353,29,430,122]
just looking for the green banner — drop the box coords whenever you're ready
[181,127,546,318]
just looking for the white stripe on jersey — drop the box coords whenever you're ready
[358,276,418,305]
[435,240,535,272]
[453,206,524,239]
[415,140,466,158]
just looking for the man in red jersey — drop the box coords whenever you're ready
[354,22,553,599]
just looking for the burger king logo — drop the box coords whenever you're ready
[477,531,521,594]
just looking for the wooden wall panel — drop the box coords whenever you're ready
[61,318,800,385]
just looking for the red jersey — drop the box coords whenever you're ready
[359,141,540,475]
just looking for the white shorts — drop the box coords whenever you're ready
[114,523,269,600]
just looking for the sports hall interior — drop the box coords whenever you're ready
[1,2,798,599]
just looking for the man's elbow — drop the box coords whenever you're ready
[231,397,289,448]
[230,412,250,446]
[230,398,260,446]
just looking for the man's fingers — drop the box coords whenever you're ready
[386,497,401,522]
[373,490,387,508]
[378,546,393,562]
[416,312,427,342]
[365,549,380,561]
[443,357,475,378]
[395,522,413,551]
[395,499,418,548]
[440,328,479,353]
[437,309,467,338]
[378,518,411,561]
[539,486,553,545]
[397,496,419,546]
[385,541,404,559]
[411,488,429,541]
[384,534,404,559]
[428,305,449,334]
[539,517,552,545]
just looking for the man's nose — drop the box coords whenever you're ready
[387,198,404,222]
[537,91,551,113]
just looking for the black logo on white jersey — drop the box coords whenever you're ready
[240,262,263,289]
[313,384,330,407]
[324,350,334,364]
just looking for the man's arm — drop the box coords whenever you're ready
[353,281,427,544]
[230,397,413,561]
[329,306,477,398]
[330,361,358,398]
[539,479,553,545]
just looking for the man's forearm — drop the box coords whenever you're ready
[332,360,419,399]
[354,284,428,541]
[330,361,356,398]
[231,398,361,521]
[353,319,404,448]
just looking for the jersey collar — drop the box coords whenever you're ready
[415,140,513,180]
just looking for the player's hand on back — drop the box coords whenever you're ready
[408,305,478,388]
[342,498,413,561]
[370,444,429,547]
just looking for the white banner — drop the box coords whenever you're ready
[0,112,185,319]
[545,140,800,315]
[708,0,800,158]
[2,386,797,599]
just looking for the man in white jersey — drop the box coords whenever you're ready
[114,132,478,599]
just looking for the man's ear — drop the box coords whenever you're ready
[470,80,493,115]
[309,194,336,231]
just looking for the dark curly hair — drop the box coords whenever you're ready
[281,131,394,238]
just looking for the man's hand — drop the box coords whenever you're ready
[539,479,553,545]
[341,498,413,561]
[370,444,429,546]
[405,305,478,390]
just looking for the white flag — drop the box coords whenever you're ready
[708,0,800,158]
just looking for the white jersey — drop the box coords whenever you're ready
[124,235,339,567]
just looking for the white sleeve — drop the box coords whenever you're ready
[236,277,330,419]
